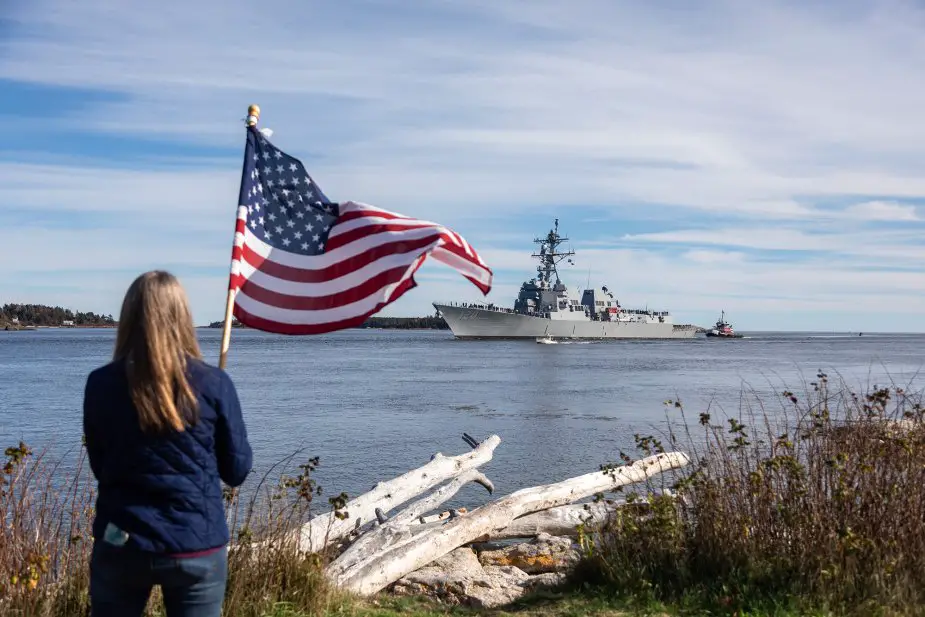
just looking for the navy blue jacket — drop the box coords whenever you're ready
[82,358,253,554]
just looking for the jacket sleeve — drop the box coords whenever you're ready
[82,373,104,480]
[215,371,253,487]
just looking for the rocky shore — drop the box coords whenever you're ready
[391,533,579,608]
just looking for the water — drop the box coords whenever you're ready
[1,328,923,507]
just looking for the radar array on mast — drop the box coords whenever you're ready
[531,218,575,287]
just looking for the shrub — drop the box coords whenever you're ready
[578,373,925,615]
[0,442,346,616]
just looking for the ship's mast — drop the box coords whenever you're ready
[531,218,575,288]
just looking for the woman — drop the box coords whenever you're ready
[83,271,253,617]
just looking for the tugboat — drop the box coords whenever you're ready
[705,311,744,338]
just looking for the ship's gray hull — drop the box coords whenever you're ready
[434,304,699,340]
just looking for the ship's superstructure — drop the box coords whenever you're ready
[433,220,698,340]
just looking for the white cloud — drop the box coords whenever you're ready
[843,200,920,222]
[622,227,925,263]
[3,0,925,330]
[681,249,747,264]
[0,162,238,223]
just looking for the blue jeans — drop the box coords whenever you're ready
[89,541,228,617]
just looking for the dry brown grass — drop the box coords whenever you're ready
[0,442,346,616]
[577,373,925,615]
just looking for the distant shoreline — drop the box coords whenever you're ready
[3,324,117,331]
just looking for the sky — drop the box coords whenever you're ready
[2,0,924,332]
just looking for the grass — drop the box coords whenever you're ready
[575,372,925,616]
[0,441,350,616]
[4,372,925,616]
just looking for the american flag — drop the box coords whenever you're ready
[229,125,492,334]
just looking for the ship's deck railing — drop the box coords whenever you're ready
[436,301,517,314]
[436,301,675,319]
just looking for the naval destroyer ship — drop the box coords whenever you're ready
[433,219,699,340]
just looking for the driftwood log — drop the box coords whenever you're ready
[291,433,689,598]
[298,434,500,553]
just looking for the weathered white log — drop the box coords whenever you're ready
[474,502,613,539]
[391,470,493,527]
[298,434,500,553]
[334,469,494,570]
[327,451,689,594]
[414,488,677,535]
[332,486,665,577]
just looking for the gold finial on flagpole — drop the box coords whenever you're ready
[246,104,260,127]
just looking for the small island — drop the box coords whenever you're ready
[1,303,116,330]
[205,315,449,330]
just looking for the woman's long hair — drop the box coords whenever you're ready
[113,271,202,432]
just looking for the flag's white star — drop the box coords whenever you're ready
[259,216,265,225]
[291,176,300,186]
[295,210,305,219]
[313,234,320,242]
[301,242,309,250]
[276,165,284,173]
[249,219,256,229]
[267,179,275,188]
[287,220,295,228]
[274,150,282,159]
[315,213,323,221]
[268,212,276,221]
[306,223,314,231]
[294,231,303,239]
[247,205,253,214]
[275,225,283,234]
[262,151,270,160]
[289,163,298,172]
[265,230,272,239]
[281,188,290,197]
[282,238,291,246]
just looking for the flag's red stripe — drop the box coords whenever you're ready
[326,222,440,251]
[237,234,439,283]
[433,239,486,266]
[228,216,248,290]
[235,265,411,311]
[335,208,412,225]
[432,242,493,280]
[232,277,419,335]
[461,273,489,293]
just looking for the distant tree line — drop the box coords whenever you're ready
[357,315,449,330]
[206,315,449,330]
[0,304,116,327]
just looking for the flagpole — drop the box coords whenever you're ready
[219,103,260,370]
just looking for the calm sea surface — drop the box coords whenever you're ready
[1,328,923,507]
